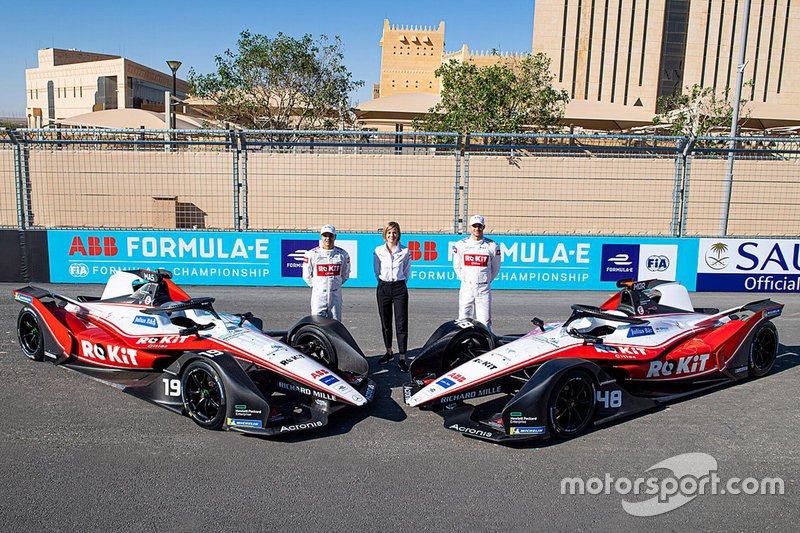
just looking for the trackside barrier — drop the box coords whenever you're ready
[1,129,798,290]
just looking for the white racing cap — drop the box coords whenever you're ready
[469,215,485,227]
[320,224,337,235]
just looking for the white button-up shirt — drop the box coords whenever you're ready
[373,243,411,282]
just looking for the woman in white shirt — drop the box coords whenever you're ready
[373,221,411,372]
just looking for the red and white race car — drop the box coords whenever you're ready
[404,279,782,443]
[14,269,374,436]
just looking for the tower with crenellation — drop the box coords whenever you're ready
[378,19,445,97]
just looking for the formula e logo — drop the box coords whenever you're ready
[601,244,639,281]
[69,263,89,278]
[408,241,438,261]
[69,236,118,256]
[647,354,711,378]
[705,242,730,270]
[646,255,670,272]
[281,239,317,277]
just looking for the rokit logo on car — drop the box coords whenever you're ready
[80,340,139,366]
[647,354,711,378]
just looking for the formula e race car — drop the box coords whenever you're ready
[404,279,783,443]
[13,269,374,436]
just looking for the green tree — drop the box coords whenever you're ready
[414,53,569,134]
[652,83,752,137]
[189,30,363,130]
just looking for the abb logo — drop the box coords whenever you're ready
[463,254,489,267]
[408,241,438,261]
[316,264,342,276]
[69,236,118,257]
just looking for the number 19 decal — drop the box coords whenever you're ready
[596,389,622,408]
[163,378,181,397]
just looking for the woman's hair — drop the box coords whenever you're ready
[383,221,401,240]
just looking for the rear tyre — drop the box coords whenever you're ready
[17,308,45,362]
[442,330,493,372]
[748,322,779,378]
[291,325,338,368]
[181,360,226,430]
[547,370,597,439]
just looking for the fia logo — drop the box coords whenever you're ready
[646,255,669,272]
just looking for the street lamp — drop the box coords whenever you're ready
[166,60,182,130]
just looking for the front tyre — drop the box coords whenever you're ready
[17,308,45,361]
[547,370,597,439]
[442,330,493,372]
[181,360,227,430]
[291,325,338,368]
[748,322,779,378]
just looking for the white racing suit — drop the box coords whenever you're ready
[303,246,351,321]
[453,237,501,328]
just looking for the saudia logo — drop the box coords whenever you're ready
[705,242,730,270]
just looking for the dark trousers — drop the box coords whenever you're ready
[376,280,408,354]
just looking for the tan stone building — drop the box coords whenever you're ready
[357,19,525,131]
[25,48,190,128]
[533,0,800,129]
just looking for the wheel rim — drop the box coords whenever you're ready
[184,367,223,424]
[551,377,594,434]
[19,313,41,357]
[751,327,778,372]
[295,332,333,365]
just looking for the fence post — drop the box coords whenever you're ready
[8,129,28,230]
[239,132,249,230]
[670,139,685,237]
[453,134,462,234]
[679,137,696,238]
[230,130,241,231]
[461,134,471,234]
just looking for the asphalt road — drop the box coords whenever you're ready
[1,283,798,532]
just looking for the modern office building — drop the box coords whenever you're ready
[533,0,799,129]
[25,48,190,128]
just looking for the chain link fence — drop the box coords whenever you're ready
[2,128,798,237]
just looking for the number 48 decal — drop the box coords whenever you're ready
[596,389,622,408]
[163,378,181,397]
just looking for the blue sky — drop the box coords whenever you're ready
[0,0,535,117]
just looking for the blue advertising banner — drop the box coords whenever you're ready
[49,230,699,291]
[696,238,800,292]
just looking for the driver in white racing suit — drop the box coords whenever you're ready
[453,215,501,328]
[303,224,351,321]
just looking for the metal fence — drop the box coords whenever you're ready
[1,128,798,237]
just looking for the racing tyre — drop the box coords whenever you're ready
[748,322,779,378]
[547,370,597,438]
[442,330,493,372]
[181,360,227,430]
[17,308,45,362]
[291,326,338,368]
